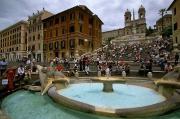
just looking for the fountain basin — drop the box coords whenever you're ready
[48,82,178,117]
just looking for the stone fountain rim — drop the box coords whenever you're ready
[48,83,179,118]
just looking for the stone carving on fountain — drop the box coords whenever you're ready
[36,65,69,95]
[155,65,180,98]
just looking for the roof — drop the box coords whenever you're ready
[42,5,103,24]
[43,5,96,21]
[0,20,28,33]
[167,0,177,10]
[28,9,53,20]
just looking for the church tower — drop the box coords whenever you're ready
[124,9,131,26]
[138,5,146,19]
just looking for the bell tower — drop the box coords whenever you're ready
[124,9,131,26]
[138,5,146,19]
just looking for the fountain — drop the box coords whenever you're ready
[155,65,180,97]
[35,65,179,117]
[1,65,180,118]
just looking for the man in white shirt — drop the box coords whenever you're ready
[17,65,25,86]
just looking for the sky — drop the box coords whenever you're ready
[0,0,173,32]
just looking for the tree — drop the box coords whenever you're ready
[159,8,167,33]
[162,25,172,38]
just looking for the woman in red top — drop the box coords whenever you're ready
[6,67,16,91]
[56,64,64,71]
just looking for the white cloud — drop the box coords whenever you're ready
[0,0,174,31]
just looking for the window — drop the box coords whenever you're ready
[50,20,53,26]
[70,13,75,21]
[49,43,53,50]
[38,43,41,50]
[38,34,40,40]
[54,41,59,49]
[62,28,65,34]
[79,13,84,21]
[70,39,75,48]
[79,24,83,32]
[33,19,36,24]
[43,44,47,50]
[174,23,178,31]
[62,52,65,58]
[44,23,47,28]
[174,8,176,15]
[56,29,58,36]
[176,37,178,43]
[55,18,59,24]
[61,16,66,22]
[61,40,66,49]
[79,39,84,45]
[89,18,93,25]
[33,36,35,41]
[69,25,75,32]
[32,45,35,51]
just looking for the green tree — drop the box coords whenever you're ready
[162,25,172,38]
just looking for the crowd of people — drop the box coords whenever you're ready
[0,37,180,92]
[82,38,179,72]
[44,38,179,77]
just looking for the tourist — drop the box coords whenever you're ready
[17,64,25,86]
[164,63,173,73]
[79,59,83,71]
[56,63,64,72]
[125,63,130,75]
[47,59,57,78]
[6,67,16,91]
[0,58,8,77]
[82,57,86,71]
[175,53,179,65]
[85,64,90,75]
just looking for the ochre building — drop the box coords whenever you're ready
[155,14,172,34]
[0,21,28,61]
[168,0,180,51]
[43,5,103,61]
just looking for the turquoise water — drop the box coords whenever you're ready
[58,83,166,109]
[1,90,180,119]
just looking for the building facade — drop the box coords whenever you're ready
[43,5,103,61]
[102,5,146,44]
[0,21,28,61]
[27,9,53,62]
[168,0,180,51]
[155,14,172,34]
